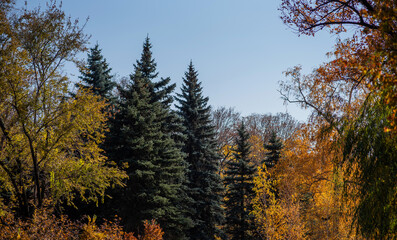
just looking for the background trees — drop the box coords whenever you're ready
[212,107,241,174]
[212,109,300,173]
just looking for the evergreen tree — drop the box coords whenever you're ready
[263,132,283,169]
[176,61,224,240]
[131,36,184,143]
[224,122,256,240]
[132,36,174,106]
[78,43,115,101]
[108,37,191,240]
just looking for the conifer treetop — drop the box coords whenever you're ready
[133,36,159,80]
[79,43,115,100]
[264,132,283,169]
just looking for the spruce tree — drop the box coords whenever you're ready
[224,122,256,240]
[176,61,224,240]
[132,36,174,106]
[78,43,115,101]
[108,37,191,239]
[263,132,283,169]
[132,36,184,143]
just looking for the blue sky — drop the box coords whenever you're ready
[25,0,342,121]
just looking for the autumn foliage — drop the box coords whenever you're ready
[1,0,397,239]
[0,208,163,240]
[279,0,397,239]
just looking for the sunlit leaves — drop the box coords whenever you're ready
[0,2,126,217]
[251,165,306,240]
[280,0,397,238]
[0,207,163,240]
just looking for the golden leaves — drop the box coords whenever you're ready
[0,207,162,240]
[251,120,357,239]
[251,164,306,240]
[0,2,126,216]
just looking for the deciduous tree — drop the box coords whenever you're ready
[212,107,241,174]
[280,0,397,238]
[0,2,126,218]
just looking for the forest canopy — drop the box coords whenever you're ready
[0,1,396,239]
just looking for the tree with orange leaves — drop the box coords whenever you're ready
[280,0,397,130]
[280,1,397,238]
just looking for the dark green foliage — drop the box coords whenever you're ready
[78,44,115,101]
[176,62,224,240]
[224,122,256,240]
[132,36,174,106]
[343,97,397,240]
[107,37,192,240]
[133,37,184,144]
[263,132,282,169]
[133,36,158,81]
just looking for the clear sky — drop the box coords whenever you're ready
[24,0,342,121]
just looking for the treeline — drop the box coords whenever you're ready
[75,34,303,239]
[1,1,397,240]
[0,2,296,239]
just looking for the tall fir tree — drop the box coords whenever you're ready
[133,36,174,106]
[224,122,256,240]
[107,37,192,240]
[176,61,225,240]
[132,36,184,143]
[78,43,115,101]
[263,132,283,169]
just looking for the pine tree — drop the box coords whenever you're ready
[263,132,283,169]
[78,43,115,101]
[108,37,191,240]
[176,61,225,240]
[224,122,256,240]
